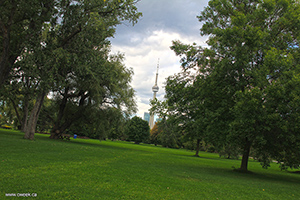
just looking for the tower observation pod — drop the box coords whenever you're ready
[149,59,159,129]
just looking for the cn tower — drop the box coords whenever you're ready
[149,59,159,129]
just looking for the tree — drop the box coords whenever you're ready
[3,0,141,140]
[150,122,161,146]
[37,97,56,133]
[150,70,208,154]
[150,99,185,149]
[125,116,150,144]
[0,98,17,128]
[46,0,140,139]
[0,0,55,86]
[49,51,137,139]
[169,0,300,172]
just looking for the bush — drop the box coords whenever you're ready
[183,139,200,151]
[150,123,161,146]
[218,144,240,159]
[1,125,12,129]
[125,116,150,144]
[207,146,216,153]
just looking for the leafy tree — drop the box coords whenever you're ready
[0,0,55,85]
[158,118,183,149]
[151,71,208,154]
[2,0,141,140]
[168,0,300,172]
[150,122,161,146]
[0,99,17,127]
[125,116,150,144]
[45,0,140,139]
[66,106,130,140]
[37,97,56,133]
[49,50,137,139]
[149,99,183,148]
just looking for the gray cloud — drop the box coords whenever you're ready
[112,0,208,46]
[110,0,209,117]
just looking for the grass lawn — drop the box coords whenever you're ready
[1,128,299,199]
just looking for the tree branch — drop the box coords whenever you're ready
[61,25,82,47]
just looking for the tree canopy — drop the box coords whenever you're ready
[152,0,300,172]
[125,116,150,144]
[1,0,141,140]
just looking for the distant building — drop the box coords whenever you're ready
[144,112,150,123]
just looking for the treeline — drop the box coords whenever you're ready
[150,120,240,159]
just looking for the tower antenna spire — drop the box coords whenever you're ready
[155,58,159,85]
[149,58,160,129]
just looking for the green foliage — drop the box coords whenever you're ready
[50,50,137,138]
[182,139,198,151]
[0,0,56,85]
[66,107,129,140]
[125,116,150,144]
[150,122,161,146]
[1,0,141,139]
[166,0,300,171]
[36,97,56,133]
[219,144,240,160]
[0,100,16,128]
[46,0,139,138]
[157,118,183,149]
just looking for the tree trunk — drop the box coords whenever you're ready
[50,88,71,139]
[24,92,45,140]
[240,139,252,172]
[0,22,11,86]
[50,92,87,139]
[50,120,74,139]
[195,138,201,157]
[50,129,61,139]
[10,97,23,129]
[21,95,29,132]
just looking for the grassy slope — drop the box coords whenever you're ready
[0,129,299,200]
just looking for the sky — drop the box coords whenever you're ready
[109,0,209,118]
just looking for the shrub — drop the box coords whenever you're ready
[150,123,161,146]
[1,125,12,129]
[218,144,240,159]
[125,116,150,144]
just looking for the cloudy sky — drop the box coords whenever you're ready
[110,0,209,118]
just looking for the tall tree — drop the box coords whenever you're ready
[0,0,55,85]
[168,0,300,172]
[125,116,150,144]
[46,0,140,139]
[3,0,141,140]
[160,72,207,153]
[50,52,137,139]
[150,122,161,146]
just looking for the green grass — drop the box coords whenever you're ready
[1,128,299,200]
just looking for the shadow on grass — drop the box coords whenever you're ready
[246,170,300,184]
[35,133,158,155]
[177,153,224,161]
[3,130,300,185]
[0,129,128,152]
[185,163,300,185]
[33,133,300,183]
[290,171,300,174]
